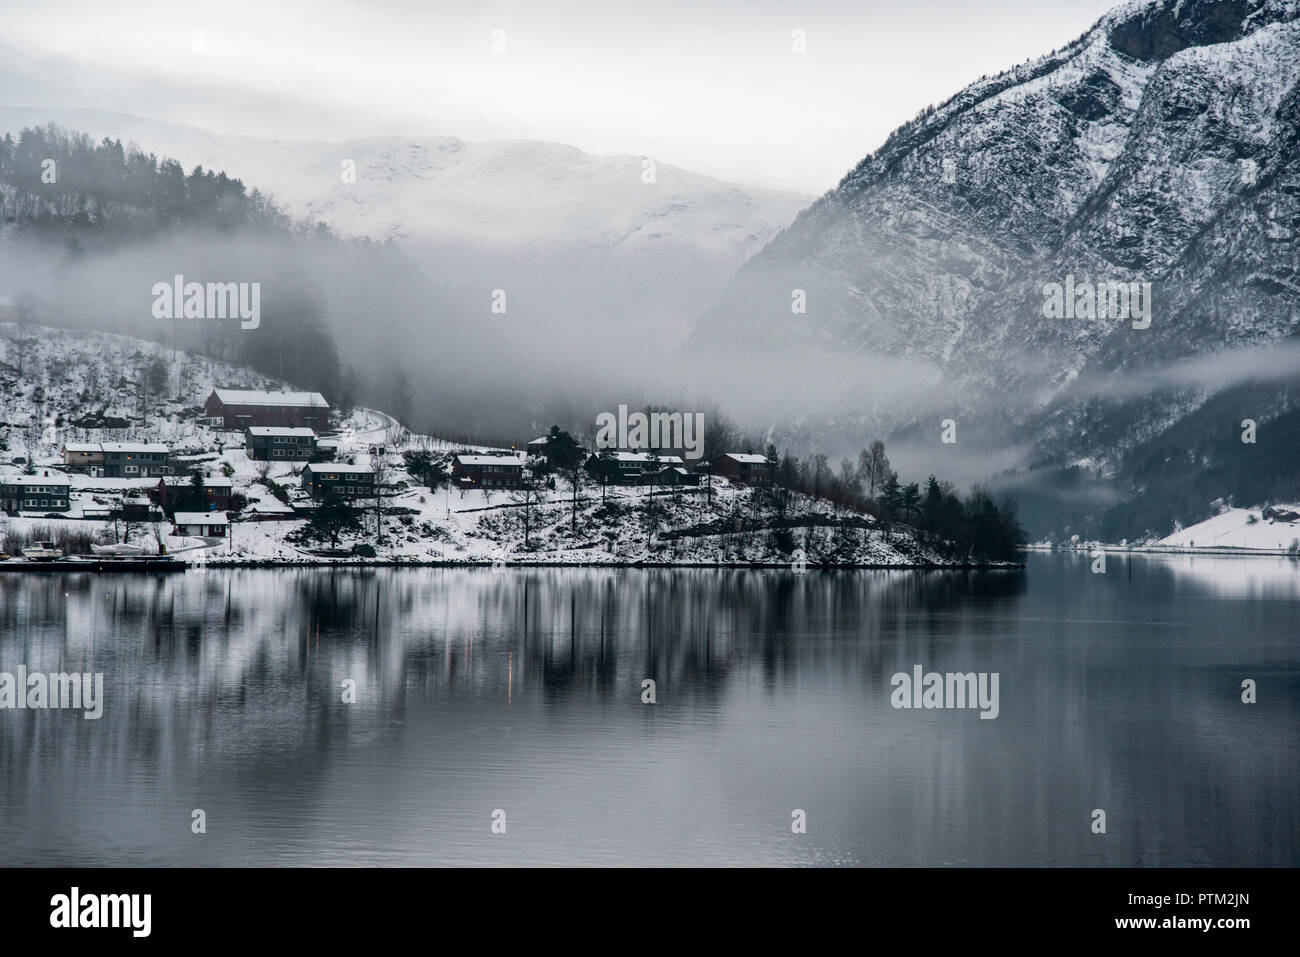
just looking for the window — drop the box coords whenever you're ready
[125,466,139,474]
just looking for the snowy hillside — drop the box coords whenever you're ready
[1156,505,1300,551]
[0,323,284,450]
[0,325,972,567]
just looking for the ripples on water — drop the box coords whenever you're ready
[0,553,1296,866]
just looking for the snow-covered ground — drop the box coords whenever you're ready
[1,477,955,567]
[1,324,971,567]
[1155,506,1300,553]
[1035,504,1300,554]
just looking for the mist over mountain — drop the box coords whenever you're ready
[0,108,808,441]
[0,106,807,347]
[685,0,1300,539]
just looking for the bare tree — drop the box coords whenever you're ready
[811,454,830,503]
[13,292,36,376]
[121,491,144,544]
[511,470,539,551]
[370,446,394,544]
[857,440,891,502]
[702,410,740,462]
[566,458,585,534]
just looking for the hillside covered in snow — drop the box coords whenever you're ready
[1155,503,1300,551]
[0,325,981,568]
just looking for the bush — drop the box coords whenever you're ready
[2,522,104,555]
[769,527,797,555]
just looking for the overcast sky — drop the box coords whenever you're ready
[2,0,1121,192]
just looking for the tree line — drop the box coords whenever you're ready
[1,124,356,410]
[763,439,1025,561]
[0,125,288,235]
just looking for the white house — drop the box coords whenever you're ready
[172,511,230,537]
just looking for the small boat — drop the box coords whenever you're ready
[22,541,65,560]
[91,543,147,557]
[72,553,175,564]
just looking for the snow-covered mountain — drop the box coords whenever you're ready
[0,106,806,256]
[686,0,1300,537]
[0,106,809,343]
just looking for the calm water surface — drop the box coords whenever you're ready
[1,552,1296,866]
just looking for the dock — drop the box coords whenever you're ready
[0,558,186,573]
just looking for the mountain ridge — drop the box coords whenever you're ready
[686,0,1300,538]
[0,105,809,259]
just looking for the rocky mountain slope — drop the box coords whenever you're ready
[687,0,1300,538]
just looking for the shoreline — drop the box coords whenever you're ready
[1025,544,1300,558]
[0,557,1025,572]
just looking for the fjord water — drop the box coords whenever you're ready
[0,553,1295,867]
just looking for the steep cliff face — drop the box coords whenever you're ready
[688,0,1300,536]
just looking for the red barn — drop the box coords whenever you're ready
[710,452,773,484]
[451,452,524,489]
[205,388,330,429]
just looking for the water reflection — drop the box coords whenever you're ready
[0,557,1294,866]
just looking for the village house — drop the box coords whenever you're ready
[116,496,155,523]
[100,442,171,478]
[244,498,294,521]
[172,511,229,538]
[450,452,524,489]
[710,452,773,484]
[1,472,72,513]
[204,388,331,430]
[246,426,318,461]
[526,436,549,458]
[640,465,700,487]
[61,442,105,471]
[150,474,234,514]
[61,441,171,476]
[301,463,376,499]
[585,450,686,484]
